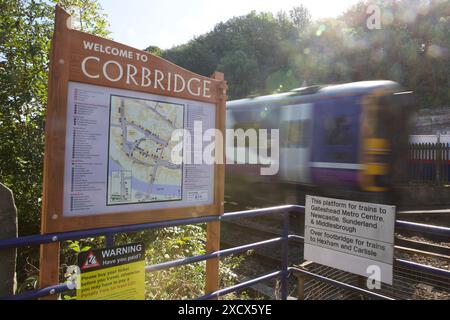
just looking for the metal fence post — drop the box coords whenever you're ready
[280,211,289,300]
[445,143,449,185]
[436,143,441,185]
[105,233,115,248]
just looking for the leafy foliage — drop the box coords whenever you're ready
[0,0,110,287]
[0,0,52,236]
[0,0,111,233]
[163,10,306,100]
[51,0,110,38]
[289,5,312,31]
[58,227,248,300]
[144,225,248,300]
[144,45,163,57]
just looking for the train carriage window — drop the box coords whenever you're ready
[324,116,352,146]
[281,120,311,148]
[231,106,280,149]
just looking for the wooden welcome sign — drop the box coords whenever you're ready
[40,6,226,298]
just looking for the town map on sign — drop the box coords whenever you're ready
[107,95,184,205]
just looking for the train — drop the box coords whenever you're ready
[225,81,417,206]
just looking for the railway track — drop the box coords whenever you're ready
[395,237,450,257]
[396,209,450,227]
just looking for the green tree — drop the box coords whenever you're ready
[217,50,259,98]
[0,0,53,236]
[289,5,311,32]
[144,45,163,57]
[164,35,218,78]
[52,0,110,37]
[338,0,450,106]
[158,1,448,106]
[163,10,306,99]
[0,0,110,287]
[0,0,110,234]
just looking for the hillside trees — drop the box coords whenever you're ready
[158,0,449,106]
[163,8,311,99]
[336,0,450,106]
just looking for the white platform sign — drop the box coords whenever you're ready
[304,195,395,285]
[63,81,215,217]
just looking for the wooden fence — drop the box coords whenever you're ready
[408,143,450,186]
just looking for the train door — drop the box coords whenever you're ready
[310,96,362,189]
[279,103,313,183]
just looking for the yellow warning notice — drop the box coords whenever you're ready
[76,243,145,300]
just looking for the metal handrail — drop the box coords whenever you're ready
[2,205,448,251]
[196,271,283,300]
[146,237,283,273]
[395,220,450,237]
[0,205,302,250]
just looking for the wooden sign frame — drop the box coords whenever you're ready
[40,6,226,298]
[41,6,226,234]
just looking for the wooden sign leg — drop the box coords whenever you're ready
[39,242,60,300]
[205,221,220,299]
[205,71,226,299]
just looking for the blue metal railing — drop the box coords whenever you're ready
[1,204,450,300]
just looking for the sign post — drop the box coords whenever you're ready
[205,71,226,297]
[77,243,145,300]
[304,195,395,285]
[40,6,226,299]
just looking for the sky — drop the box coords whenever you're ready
[99,0,361,50]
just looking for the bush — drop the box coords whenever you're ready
[144,225,248,300]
